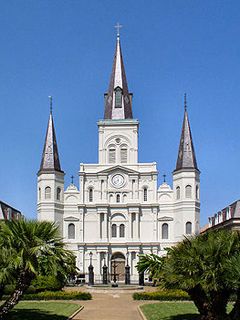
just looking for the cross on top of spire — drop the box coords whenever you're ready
[184,93,187,111]
[114,22,122,37]
[48,96,53,114]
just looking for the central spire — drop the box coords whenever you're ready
[104,33,133,120]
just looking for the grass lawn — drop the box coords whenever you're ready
[5,301,81,320]
[140,302,200,320]
[141,302,234,320]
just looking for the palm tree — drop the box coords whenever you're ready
[137,230,240,320]
[0,219,76,319]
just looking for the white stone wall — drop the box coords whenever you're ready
[37,119,200,283]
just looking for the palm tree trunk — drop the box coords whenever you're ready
[188,286,230,320]
[229,289,240,320]
[0,271,33,319]
[0,284,5,301]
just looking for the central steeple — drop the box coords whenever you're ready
[104,34,133,120]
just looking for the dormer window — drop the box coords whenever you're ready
[115,87,122,108]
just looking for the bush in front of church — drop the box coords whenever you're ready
[133,289,190,301]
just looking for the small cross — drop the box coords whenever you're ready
[71,175,74,184]
[48,96,53,114]
[163,174,166,183]
[114,22,122,37]
[184,93,187,111]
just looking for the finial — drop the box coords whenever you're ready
[163,174,166,183]
[71,175,74,184]
[48,96,53,114]
[114,22,122,38]
[184,93,187,111]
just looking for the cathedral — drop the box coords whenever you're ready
[37,34,200,283]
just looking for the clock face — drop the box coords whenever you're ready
[111,174,125,188]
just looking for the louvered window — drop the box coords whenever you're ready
[162,223,169,239]
[186,222,192,234]
[109,148,116,163]
[115,87,122,108]
[45,187,51,199]
[176,186,180,200]
[120,147,127,163]
[143,188,147,202]
[119,224,125,237]
[185,185,192,198]
[68,223,75,239]
[112,224,117,237]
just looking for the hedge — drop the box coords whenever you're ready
[2,290,92,301]
[133,289,190,301]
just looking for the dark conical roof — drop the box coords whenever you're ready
[104,35,133,120]
[175,102,198,171]
[39,112,63,174]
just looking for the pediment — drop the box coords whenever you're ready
[64,216,79,221]
[98,165,139,175]
[158,216,173,221]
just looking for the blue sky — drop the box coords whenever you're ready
[0,0,240,226]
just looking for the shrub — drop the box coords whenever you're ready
[30,275,64,292]
[133,289,190,301]
[2,290,92,301]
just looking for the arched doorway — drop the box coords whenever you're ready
[111,252,125,282]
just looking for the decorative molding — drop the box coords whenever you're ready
[158,216,173,221]
[64,216,79,222]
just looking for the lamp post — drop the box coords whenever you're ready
[125,251,130,285]
[139,271,144,286]
[88,251,94,286]
[102,253,108,284]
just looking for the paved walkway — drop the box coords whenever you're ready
[71,288,148,320]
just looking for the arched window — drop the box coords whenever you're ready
[143,188,147,202]
[89,188,93,202]
[112,224,117,237]
[115,87,122,108]
[38,187,41,201]
[45,186,51,199]
[120,145,128,163]
[57,187,61,201]
[119,224,125,237]
[186,222,192,235]
[123,194,127,203]
[109,146,116,163]
[185,185,192,198]
[162,223,169,239]
[116,194,120,203]
[176,186,180,200]
[68,223,75,239]
[109,194,113,203]
[196,185,199,200]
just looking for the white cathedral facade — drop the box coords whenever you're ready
[37,35,200,283]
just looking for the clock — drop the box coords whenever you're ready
[111,174,125,188]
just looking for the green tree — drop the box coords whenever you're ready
[0,219,76,319]
[137,230,240,320]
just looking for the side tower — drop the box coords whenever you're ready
[173,95,200,237]
[37,100,64,232]
[98,33,139,166]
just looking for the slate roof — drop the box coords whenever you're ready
[175,102,198,171]
[104,35,133,120]
[39,112,63,174]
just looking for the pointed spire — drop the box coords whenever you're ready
[175,95,198,171]
[39,98,63,174]
[104,31,133,120]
